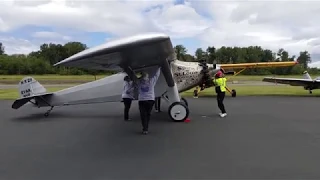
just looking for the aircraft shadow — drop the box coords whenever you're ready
[11,112,122,122]
[10,109,173,124]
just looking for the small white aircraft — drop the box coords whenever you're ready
[11,33,298,122]
[263,71,320,94]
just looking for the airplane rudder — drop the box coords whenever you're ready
[302,71,312,80]
[18,76,47,98]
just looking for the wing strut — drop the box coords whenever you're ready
[123,66,138,82]
[219,68,247,97]
[225,67,247,81]
[161,57,175,87]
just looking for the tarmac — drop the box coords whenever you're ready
[1,96,320,180]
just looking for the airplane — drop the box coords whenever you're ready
[201,61,300,96]
[262,71,320,94]
[11,33,298,122]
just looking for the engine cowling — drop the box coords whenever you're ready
[198,60,216,90]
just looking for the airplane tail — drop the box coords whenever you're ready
[12,77,53,109]
[303,71,312,80]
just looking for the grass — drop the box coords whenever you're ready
[1,85,319,100]
[0,88,64,100]
[1,74,320,84]
[0,74,106,84]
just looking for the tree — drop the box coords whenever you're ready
[64,42,87,57]
[0,42,4,55]
[174,45,187,61]
[261,49,273,62]
[297,51,311,70]
[0,40,318,76]
[206,46,216,64]
[184,54,196,62]
[195,48,205,61]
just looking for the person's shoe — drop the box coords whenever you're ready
[220,113,227,117]
[142,130,148,135]
[125,118,131,121]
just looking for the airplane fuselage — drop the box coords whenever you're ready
[22,59,218,108]
[171,60,216,92]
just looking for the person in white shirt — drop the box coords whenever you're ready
[136,67,161,134]
[122,75,135,121]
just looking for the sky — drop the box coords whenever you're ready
[1,0,320,66]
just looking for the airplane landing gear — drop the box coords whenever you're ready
[181,97,188,107]
[168,102,189,122]
[163,87,190,122]
[309,90,312,94]
[44,106,54,117]
[161,57,190,122]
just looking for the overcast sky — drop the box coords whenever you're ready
[1,0,320,65]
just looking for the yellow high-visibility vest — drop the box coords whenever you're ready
[214,77,227,92]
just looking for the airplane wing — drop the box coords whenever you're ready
[218,61,298,70]
[54,33,174,72]
[262,77,315,86]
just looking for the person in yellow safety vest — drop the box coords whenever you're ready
[213,70,227,117]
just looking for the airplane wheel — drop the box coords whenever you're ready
[44,112,49,117]
[168,102,189,122]
[181,97,188,107]
[232,89,236,97]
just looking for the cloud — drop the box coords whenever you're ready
[0,0,320,63]
[148,2,211,38]
[190,0,320,57]
[0,36,39,54]
[32,31,72,41]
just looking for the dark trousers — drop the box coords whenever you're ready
[217,92,226,113]
[123,98,132,120]
[154,97,161,111]
[138,100,155,131]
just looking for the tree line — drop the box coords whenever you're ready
[0,41,318,75]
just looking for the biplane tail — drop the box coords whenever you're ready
[12,77,53,109]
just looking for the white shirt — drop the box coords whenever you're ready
[122,81,134,99]
[137,68,161,101]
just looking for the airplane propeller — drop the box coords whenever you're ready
[198,59,237,97]
[198,59,215,90]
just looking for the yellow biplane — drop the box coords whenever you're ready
[195,61,298,97]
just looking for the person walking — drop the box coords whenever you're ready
[122,75,135,121]
[213,70,227,117]
[136,67,161,134]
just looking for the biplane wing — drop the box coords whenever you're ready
[262,71,320,95]
[215,61,298,77]
[263,70,320,87]
[262,77,315,86]
[54,33,174,71]
[218,61,298,70]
